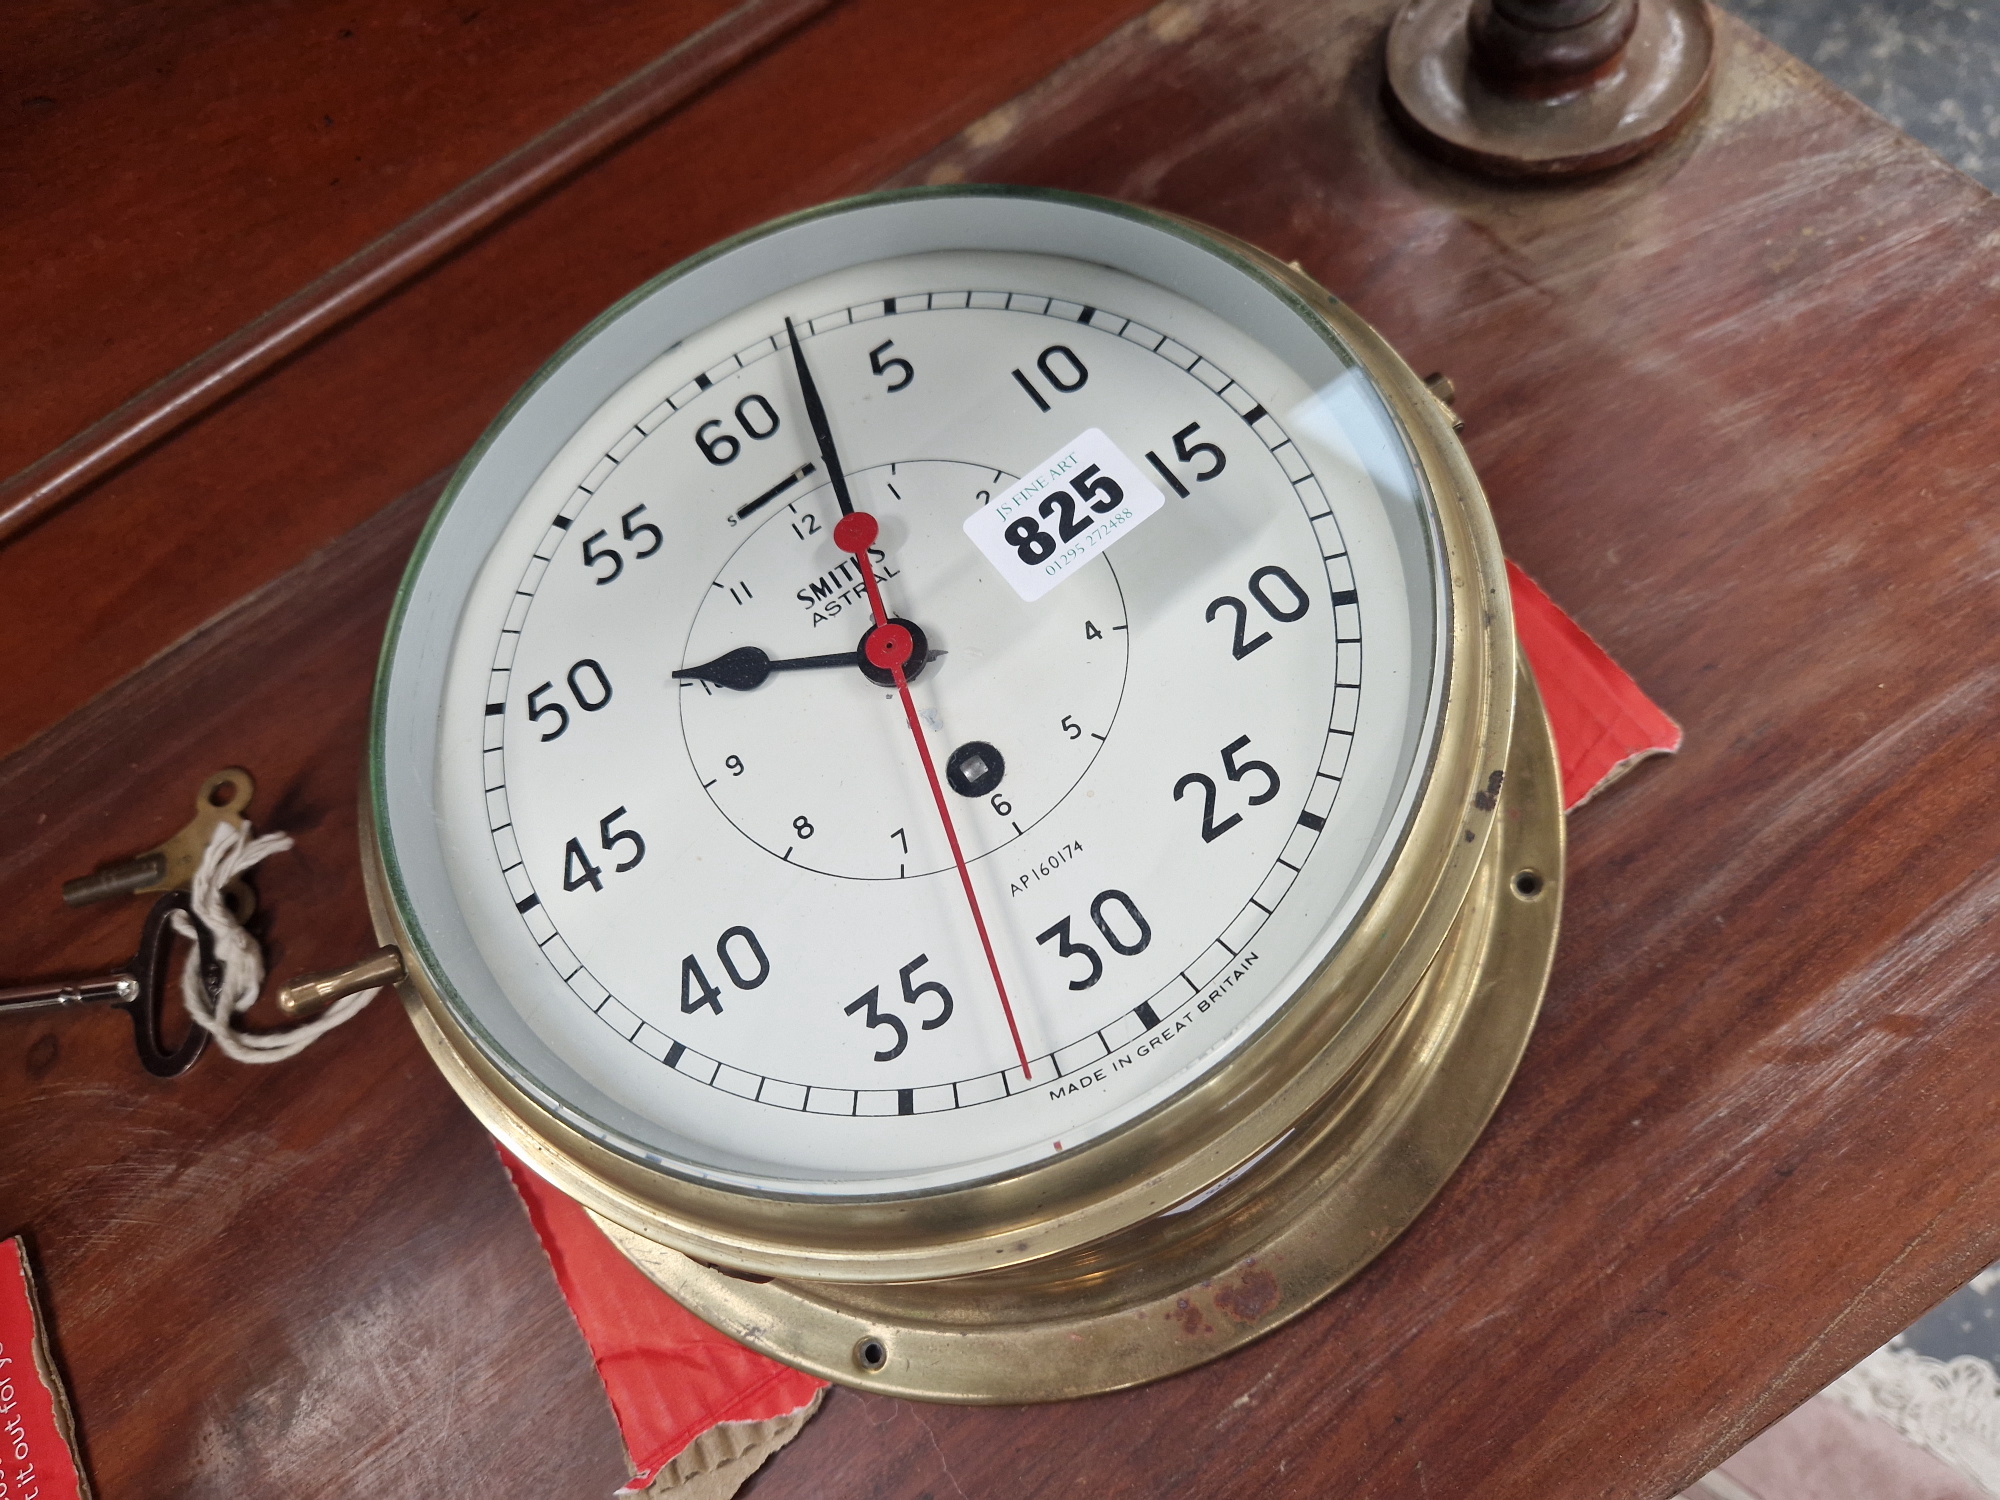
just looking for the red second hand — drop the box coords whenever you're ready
[833,510,1032,1080]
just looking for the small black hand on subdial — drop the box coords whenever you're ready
[675,624,938,692]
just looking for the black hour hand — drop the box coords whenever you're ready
[673,646,856,692]
[676,623,939,692]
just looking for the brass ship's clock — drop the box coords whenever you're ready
[364,186,1563,1401]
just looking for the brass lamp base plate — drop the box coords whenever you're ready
[598,662,1565,1404]
[1385,0,1717,178]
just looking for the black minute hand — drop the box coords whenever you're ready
[785,315,855,517]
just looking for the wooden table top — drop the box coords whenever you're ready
[5,1,1998,1495]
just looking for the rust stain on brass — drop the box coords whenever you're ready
[1213,1265,1280,1324]
[1172,1297,1214,1338]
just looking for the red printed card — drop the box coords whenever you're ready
[1509,561,1682,807]
[501,1153,824,1494]
[0,1239,91,1500]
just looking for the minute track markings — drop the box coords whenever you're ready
[483,283,1361,1110]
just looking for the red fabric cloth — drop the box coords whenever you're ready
[503,567,1678,1488]
[500,1152,825,1490]
[1508,560,1682,808]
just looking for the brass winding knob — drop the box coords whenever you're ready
[277,946,405,1021]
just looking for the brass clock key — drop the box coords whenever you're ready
[60,767,258,921]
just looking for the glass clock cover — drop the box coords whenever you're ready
[374,188,1446,1202]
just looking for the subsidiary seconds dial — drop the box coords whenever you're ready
[678,457,1131,879]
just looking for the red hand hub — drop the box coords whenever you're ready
[864,623,913,672]
[837,510,1031,1079]
[831,511,878,554]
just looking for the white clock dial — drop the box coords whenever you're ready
[387,199,1443,1201]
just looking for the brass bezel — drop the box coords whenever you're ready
[363,193,1562,1395]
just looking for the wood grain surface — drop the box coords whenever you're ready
[4,0,1999,1495]
[0,482,640,1496]
[0,0,844,545]
[4,0,735,477]
[0,0,1156,756]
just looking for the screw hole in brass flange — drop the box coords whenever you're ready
[1512,868,1546,900]
[854,1336,889,1373]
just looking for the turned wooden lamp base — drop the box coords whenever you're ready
[1385,0,1716,178]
